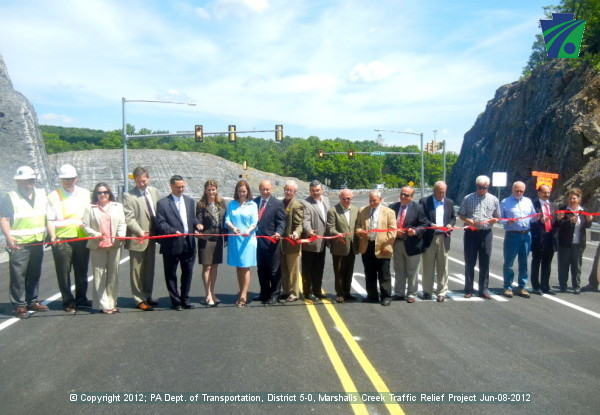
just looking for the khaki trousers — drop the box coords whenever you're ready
[421,234,449,296]
[90,246,121,310]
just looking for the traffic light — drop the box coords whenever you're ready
[228,125,237,142]
[318,149,324,158]
[194,125,203,143]
[348,149,355,159]
[437,141,444,151]
[243,160,248,170]
[275,125,283,142]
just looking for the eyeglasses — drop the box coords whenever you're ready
[400,193,411,198]
[476,185,489,190]
[97,191,110,195]
[341,197,352,201]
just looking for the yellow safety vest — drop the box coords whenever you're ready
[8,189,47,244]
[47,187,90,238]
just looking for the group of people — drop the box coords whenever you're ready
[2,165,599,318]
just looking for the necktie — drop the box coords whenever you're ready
[258,199,267,221]
[397,206,407,231]
[544,202,552,233]
[144,192,155,218]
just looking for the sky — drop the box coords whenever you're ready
[0,0,550,152]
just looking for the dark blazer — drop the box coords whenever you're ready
[196,200,227,242]
[155,194,199,255]
[530,198,557,252]
[554,205,592,250]
[389,200,429,256]
[254,196,285,251]
[419,195,456,251]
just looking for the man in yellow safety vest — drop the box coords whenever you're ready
[0,166,49,319]
[47,164,91,313]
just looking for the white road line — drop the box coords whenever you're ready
[448,255,600,319]
[0,256,131,333]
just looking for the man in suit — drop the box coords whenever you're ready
[280,180,304,303]
[301,180,330,301]
[155,175,201,311]
[326,189,360,303]
[390,186,429,303]
[254,180,285,305]
[419,181,456,302]
[530,184,557,295]
[123,166,161,311]
[356,190,396,306]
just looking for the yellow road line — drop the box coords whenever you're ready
[322,298,406,415]
[304,301,369,415]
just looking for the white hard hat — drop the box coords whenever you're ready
[14,166,37,180]
[58,164,78,179]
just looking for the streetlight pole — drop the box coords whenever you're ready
[374,129,425,199]
[121,98,196,193]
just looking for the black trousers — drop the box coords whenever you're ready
[464,229,492,295]
[332,252,355,297]
[163,246,195,307]
[301,250,326,296]
[257,242,282,300]
[530,233,555,291]
[558,244,583,290]
[361,241,391,301]
[52,239,90,307]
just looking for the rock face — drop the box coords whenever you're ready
[448,61,600,213]
[0,54,55,193]
[49,149,309,200]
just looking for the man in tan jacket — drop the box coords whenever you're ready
[326,189,360,303]
[280,180,304,302]
[356,190,396,306]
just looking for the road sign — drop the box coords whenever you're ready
[370,151,386,156]
[408,181,415,186]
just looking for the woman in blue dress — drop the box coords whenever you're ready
[225,180,258,307]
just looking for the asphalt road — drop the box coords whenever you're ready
[0,191,598,415]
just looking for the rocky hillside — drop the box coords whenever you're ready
[49,149,309,200]
[448,61,600,213]
[0,54,55,193]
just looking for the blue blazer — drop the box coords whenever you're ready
[155,194,199,255]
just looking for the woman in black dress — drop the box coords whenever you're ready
[196,180,227,306]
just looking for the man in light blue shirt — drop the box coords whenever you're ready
[500,181,536,298]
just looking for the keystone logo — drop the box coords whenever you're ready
[540,13,586,58]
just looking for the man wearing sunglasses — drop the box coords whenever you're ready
[458,175,500,299]
[390,186,429,303]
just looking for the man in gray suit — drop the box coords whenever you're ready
[301,180,330,301]
[326,189,360,303]
[123,167,161,311]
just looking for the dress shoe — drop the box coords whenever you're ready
[436,295,446,303]
[76,299,93,308]
[559,287,567,293]
[581,284,599,292]
[362,297,379,303]
[463,293,473,299]
[421,293,432,300]
[315,294,328,300]
[574,288,581,295]
[253,295,268,302]
[381,298,391,306]
[305,294,319,302]
[64,304,76,314]
[182,303,195,309]
[392,295,405,301]
[15,306,30,319]
[146,298,159,306]
[479,292,492,300]
[503,289,513,298]
[542,289,556,295]
[286,294,299,303]
[335,296,345,303]
[28,302,49,312]
[137,302,153,311]
[345,294,358,301]
[518,289,530,298]
[406,297,416,303]
[532,289,543,295]
[265,297,277,305]
[171,305,183,311]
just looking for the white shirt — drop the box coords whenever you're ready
[172,194,188,234]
